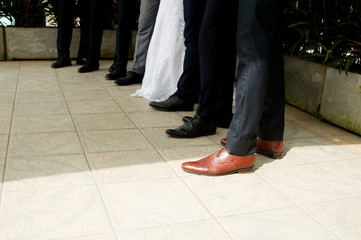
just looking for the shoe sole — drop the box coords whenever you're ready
[256,151,283,159]
[182,165,254,176]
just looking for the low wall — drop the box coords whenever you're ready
[0,27,5,60]
[3,27,120,60]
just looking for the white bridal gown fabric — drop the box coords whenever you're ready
[132,0,185,101]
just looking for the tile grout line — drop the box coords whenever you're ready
[0,61,21,208]
[54,68,120,239]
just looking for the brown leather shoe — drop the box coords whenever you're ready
[220,137,283,159]
[182,148,254,175]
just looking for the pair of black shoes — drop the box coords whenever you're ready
[114,71,143,86]
[166,115,217,138]
[105,63,126,80]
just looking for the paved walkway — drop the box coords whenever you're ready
[0,60,361,240]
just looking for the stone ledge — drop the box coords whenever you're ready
[0,27,5,60]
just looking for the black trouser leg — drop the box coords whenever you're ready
[56,0,76,60]
[173,0,206,101]
[196,0,238,120]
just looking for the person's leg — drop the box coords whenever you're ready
[226,0,285,156]
[173,0,206,101]
[130,0,160,75]
[77,0,90,62]
[196,0,237,121]
[106,0,135,79]
[52,0,75,68]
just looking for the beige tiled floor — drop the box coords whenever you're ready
[0,60,361,240]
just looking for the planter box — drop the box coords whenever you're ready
[284,55,327,115]
[0,27,5,60]
[320,68,361,135]
[4,27,117,60]
[285,56,361,135]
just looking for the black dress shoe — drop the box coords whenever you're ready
[166,115,217,138]
[114,71,143,86]
[105,65,126,80]
[78,64,99,73]
[76,58,87,65]
[182,113,234,128]
[108,62,116,72]
[149,95,194,111]
[51,59,71,68]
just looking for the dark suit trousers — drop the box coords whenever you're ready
[173,0,206,101]
[56,0,76,61]
[78,0,106,65]
[226,0,285,156]
[196,0,238,120]
[115,0,135,70]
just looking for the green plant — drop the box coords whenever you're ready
[0,0,48,27]
[283,0,361,74]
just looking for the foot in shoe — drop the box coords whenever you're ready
[166,115,217,138]
[78,64,99,73]
[51,59,71,68]
[182,113,233,128]
[182,148,254,175]
[220,137,284,159]
[114,71,143,86]
[105,65,126,80]
[76,57,87,65]
[149,95,194,111]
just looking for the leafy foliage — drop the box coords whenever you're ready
[283,0,361,74]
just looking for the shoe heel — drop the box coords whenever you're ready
[237,165,254,173]
[257,151,283,159]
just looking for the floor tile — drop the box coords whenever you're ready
[12,114,75,134]
[183,174,294,217]
[8,132,83,157]
[0,135,8,158]
[99,178,211,230]
[0,89,16,103]
[0,158,4,190]
[3,154,93,191]
[87,149,176,183]
[16,90,65,102]
[114,96,154,112]
[293,118,350,137]
[284,120,318,139]
[128,111,183,128]
[316,158,361,190]
[14,101,69,116]
[0,186,112,240]
[68,101,122,114]
[140,127,216,149]
[117,219,231,240]
[219,207,339,240]
[257,164,359,204]
[80,129,153,153]
[17,78,61,92]
[63,88,113,102]
[0,102,13,117]
[285,137,360,163]
[327,134,361,155]
[303,196,361,240]
[158,145,221,177]
[51,232,117,240]
[72,113,135,131]
[0,116,11,134]
[285,104,317,121]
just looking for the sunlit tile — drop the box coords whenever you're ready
[303,196,361,240]
[117,219,230,240]
[99,178,211,230]
[220,207,338,240]
[183,174,293,217]
[257,164,359,204]
[0,186,111,240]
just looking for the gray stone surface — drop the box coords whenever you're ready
[0,27,5,60]
[5,27,116,60]
[284,56,328,115]
[320,68,361,135]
